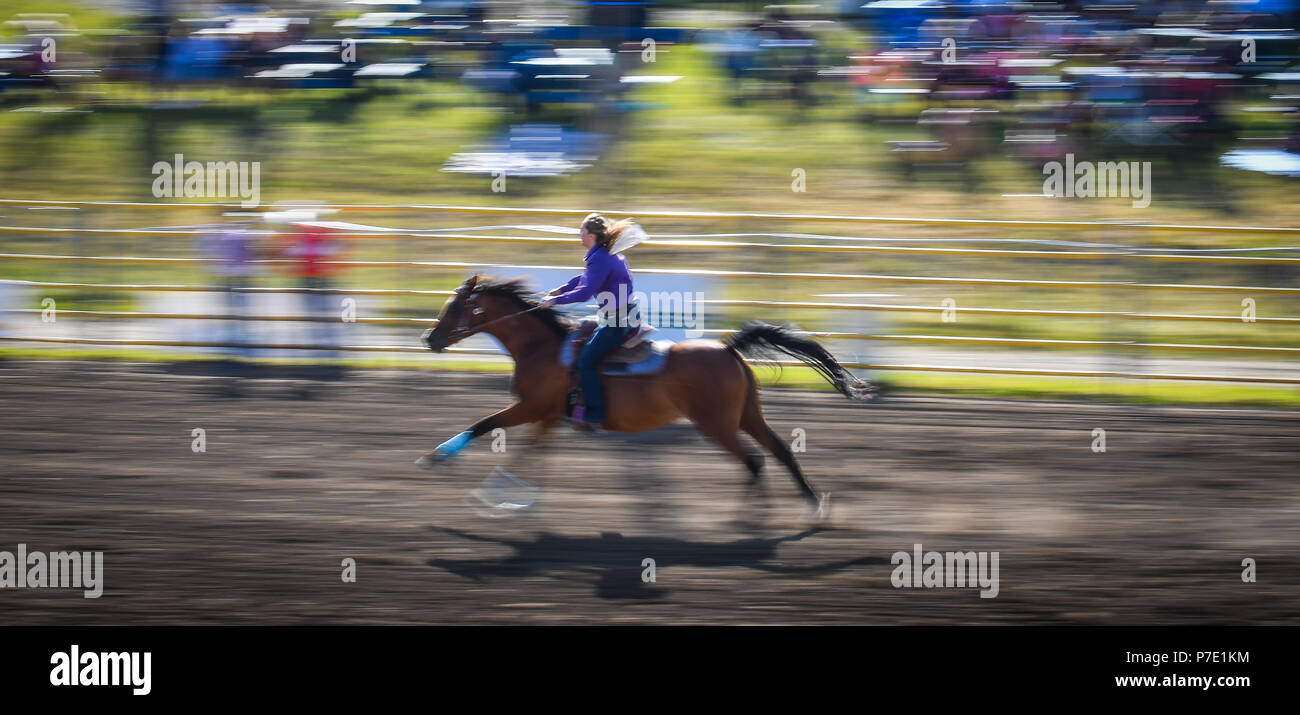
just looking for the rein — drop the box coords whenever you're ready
[446,304,545,343]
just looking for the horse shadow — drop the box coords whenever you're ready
[426,526,886,601]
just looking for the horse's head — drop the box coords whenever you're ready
[424,274,570,353]
[424,274,480,352]
[423,274,532,352]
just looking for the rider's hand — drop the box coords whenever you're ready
[539,298,557,309]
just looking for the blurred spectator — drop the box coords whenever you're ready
[197,213,261,358]
[269,209,346,358]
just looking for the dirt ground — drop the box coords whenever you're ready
[1,360,1296,624]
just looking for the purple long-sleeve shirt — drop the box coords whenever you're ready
[551,245,634,316]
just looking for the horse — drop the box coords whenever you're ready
[418,274,874,515]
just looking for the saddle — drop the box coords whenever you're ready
[559,318,674,376]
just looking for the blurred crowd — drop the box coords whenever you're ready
[2,0,1298,176]
[837,0,1300,175]
[0,1,680,100]
[698,1,1299,179]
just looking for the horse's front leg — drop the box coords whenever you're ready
[416,401,544,469]
[516,417,560,473]
[462,418,561,512]
[484,416,559,477]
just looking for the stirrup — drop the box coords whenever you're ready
[567,406,605,433]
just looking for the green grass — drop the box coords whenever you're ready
[0,1,121,37]
[760,365,1300,409]
[2,30,1299,230]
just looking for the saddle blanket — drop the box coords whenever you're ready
[559,336,674,376]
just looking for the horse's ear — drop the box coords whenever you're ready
[463,274,480,291]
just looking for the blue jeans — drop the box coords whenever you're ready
[577,324,632,422]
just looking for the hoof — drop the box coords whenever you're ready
[568,420,606,435]
[806,492,831,521]
[471,467,539,514]
[414,453,440,471]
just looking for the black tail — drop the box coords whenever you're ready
[725,321,875,401]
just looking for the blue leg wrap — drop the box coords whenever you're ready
[434,431,474,461]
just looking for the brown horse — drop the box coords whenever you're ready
[418,274,873,514]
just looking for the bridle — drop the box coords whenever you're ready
[439,288,545,345]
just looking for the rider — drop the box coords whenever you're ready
[540,213,637,427]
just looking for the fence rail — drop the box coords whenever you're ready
[5,307,1298,354]
[3,336,1296,385]
[2,200,1296,388]
[3,256,1299,294]
[3,198,1300,234]
[5,281,1297,324]
[3,226,1300,264]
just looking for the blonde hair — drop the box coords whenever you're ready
[582,213,635,250]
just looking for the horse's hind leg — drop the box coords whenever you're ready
[691,418,779,526]
[739,397,820,508]
[696,421,765,489]
[681,383,765,490]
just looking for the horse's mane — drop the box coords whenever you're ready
[472,277,572,338]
